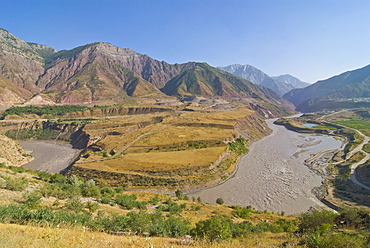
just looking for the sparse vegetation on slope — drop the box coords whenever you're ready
[0,164,368,247]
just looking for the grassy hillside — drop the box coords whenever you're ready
[0,164,368,247]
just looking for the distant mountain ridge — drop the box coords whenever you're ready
[218,64,308,96]
[283,64,370,112]
[272,74,310,89]
[0,28,293,113]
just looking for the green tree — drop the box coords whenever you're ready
[191,217,233,242]
[216,198,224,205]
[299,209,337,232]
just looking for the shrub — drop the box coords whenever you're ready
[5,177,28,191]
[191,217,233,242]
[299,209,337,232]
[85,201,99,213]
[65,197,84,212]
[275,219,296,232]
[100,197,111,204]
[115,194,137,210]
[100,187,115,198]
[232,206,252,219]
[191,205,201,211]
[231,221,255,237]
[23,191,42,207]
[8,166,26,173]
[81,179,101,197]
[114,187,124,194]
[150,195,160,205]
[175,190,184,199]
[301,231,365,248]
[216,198,224,205]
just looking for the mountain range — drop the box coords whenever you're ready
[218,64,309,96]
[283,64,370,112]
[0,28,293,112]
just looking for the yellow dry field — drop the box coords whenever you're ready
[163,107,254,125]
[128,125,234,152]
[80,146,226,173]
[78,106,254,175]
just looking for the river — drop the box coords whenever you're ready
[188,118,343,214]
[19,141,81,174]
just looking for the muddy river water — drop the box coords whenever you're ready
[19,118,342,214]
[188,118,343,214]
[19,141,80,174]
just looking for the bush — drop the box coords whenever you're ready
[5,177,28,191]
[231,221,255,237]
[85,201,99,213]
[65,197,84,212]
[301,231,365,248]
[275,219,296,232]
[23,192,42,207]
[100,197,110,204]
[150,195,160,205]
[216,198,224,205]
[115,194,137,210]
[100,187,115,198]
[114,187,124,194]
[299,209,337,232]
[81,179,101,197]
[232,206,252,219]
[191,217,233,242]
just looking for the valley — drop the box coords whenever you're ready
[0,27,369,247]
[188,117,343,214]
[0,100,273,188]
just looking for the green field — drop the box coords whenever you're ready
[333,119,370,136]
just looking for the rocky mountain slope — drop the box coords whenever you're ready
[218,64,307,95]
[0,28,54,101]
[162,63,293,110]
[283,64,370,112]
[0,28,293,112]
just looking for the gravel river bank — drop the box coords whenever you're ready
[188,118,342,214]
[19,141,80,174]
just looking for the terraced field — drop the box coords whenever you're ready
[73,106,263,189]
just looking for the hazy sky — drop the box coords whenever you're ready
[1,0,370,83]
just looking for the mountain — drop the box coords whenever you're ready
[218,64,296,96]
[283,64,370,112]
[35,42,175,103]
[0,28,54,100]
[272,74,310,89]
[0,28,293,112]
[162,63,294,112]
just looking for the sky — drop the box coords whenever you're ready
[1,0,370,84]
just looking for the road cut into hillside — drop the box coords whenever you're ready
[188,118,343,214]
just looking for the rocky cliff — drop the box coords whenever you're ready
[0,133,31,166]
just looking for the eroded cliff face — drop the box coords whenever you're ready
[0,133,31,166]
[235,112,272,142]
[0,29,49,94]
[0,121,90,150]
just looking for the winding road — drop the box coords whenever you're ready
[322,112,370,191]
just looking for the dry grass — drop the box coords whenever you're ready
[81,147,226,173]
[0,223,297,248]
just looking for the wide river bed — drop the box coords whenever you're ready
[19,141,80,174]
[188,118,343,214]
